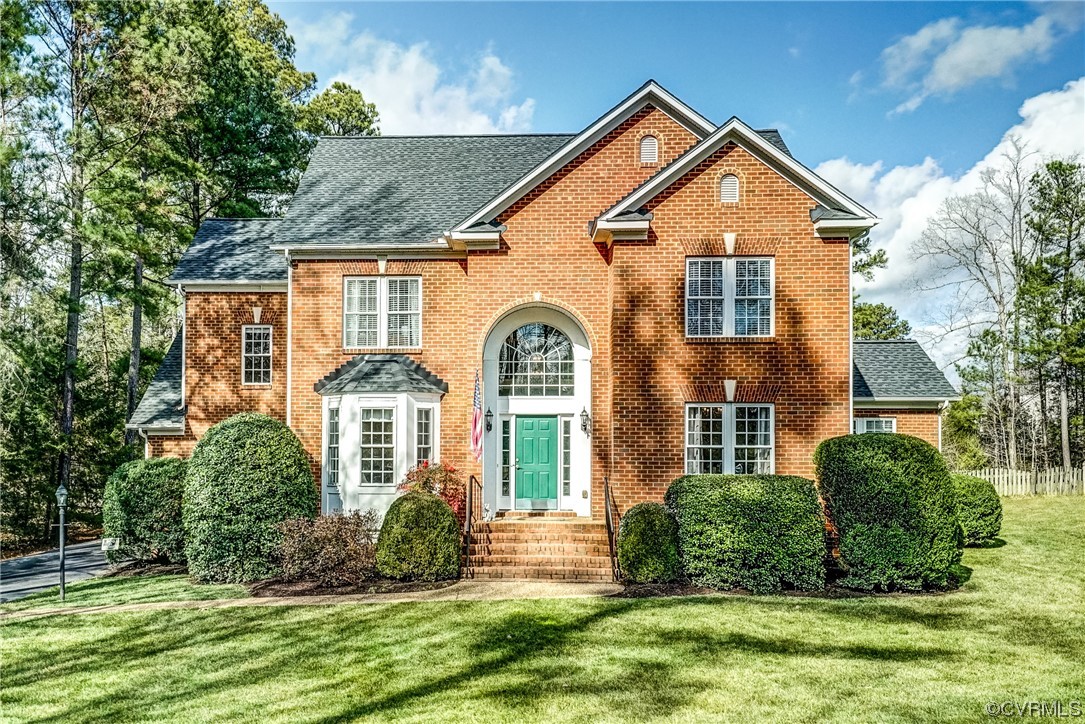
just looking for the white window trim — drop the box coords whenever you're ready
[342,276,423,349]
[684,403,775,475]
[415,402,441,464]
[358,405,397,488]
[325,398,341,490]
[685,257,775,339]
[241,324,273,386]
[853,417,897,434]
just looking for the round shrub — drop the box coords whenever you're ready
[376,492,460,581]
[102,457,188,564]
[664,475,826,593]
[183,413,318,583]
[617,502,680,584]
[814,433,963,591]
[952,474,1002,545]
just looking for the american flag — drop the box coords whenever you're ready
[470,369,484,461]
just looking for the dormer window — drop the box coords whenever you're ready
[639,135,658,164]
[720,174,740,203]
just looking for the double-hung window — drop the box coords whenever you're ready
[325,405,340,489]
[685,403,774,474]
[416,407,433,463]
[686,257,774,338]
[359,408,395,486]
[242,325,272,384]
[853,417,896,434]
[344,276,421,348]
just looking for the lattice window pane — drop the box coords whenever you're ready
[501,419,511,497]
[734,405,772,474]
[326,407,340,488]
[360,408,395,486]
[416,407,432,463]
[562,418,572,496]
[686,405,725,474]
[242,326,272,384]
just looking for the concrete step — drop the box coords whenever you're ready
[466,566,615,582]
[464,554,612,569]
[467,543,612,557]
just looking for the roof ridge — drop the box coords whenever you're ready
[203,217,281,222]
[854,339,917,343]
[318,133,576,140]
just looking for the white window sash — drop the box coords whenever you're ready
[853,417,897,434]
[684,403,775,475]
[343,276,422,349]
[685,257,774,338]
[241,325,272,385]
[359,406,396,487]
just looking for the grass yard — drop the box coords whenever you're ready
[2,497,1083,723]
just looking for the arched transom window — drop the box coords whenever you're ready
[498,323,574,396]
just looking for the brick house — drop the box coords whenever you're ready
[129,81,957,576]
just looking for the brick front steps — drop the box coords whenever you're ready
[464,518,615,582]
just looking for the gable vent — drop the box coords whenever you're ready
[639,135,659,164]
[720,174,740,203]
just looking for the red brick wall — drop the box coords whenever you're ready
[148,291,287,458]
[289,106,700,516]
[854,408,941,449]
[607,141,852,510]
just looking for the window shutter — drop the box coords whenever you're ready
[639,135,658,164]
[720,174,739,203]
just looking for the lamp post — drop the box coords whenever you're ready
[55,483,67,602]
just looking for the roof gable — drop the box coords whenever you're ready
[599,116,877,230]
[127,332,184,430]
[451,80,717,234]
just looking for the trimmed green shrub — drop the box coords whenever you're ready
[617,502,680,584]
[376,492,460,581]
[183,413,318,583]
[664,475,826,593]
[102,457,188,564]
[952,474,1002,545]
[278,510,382,587]
[815,433,963,591]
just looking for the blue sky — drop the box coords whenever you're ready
[271,1,1085,368]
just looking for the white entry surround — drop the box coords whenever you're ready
[481,305,592,518]
[322,391,442,515]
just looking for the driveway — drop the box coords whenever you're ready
[1,541,110,603]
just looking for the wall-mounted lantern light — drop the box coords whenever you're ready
[580,407,591,436]
[484,408,493,432]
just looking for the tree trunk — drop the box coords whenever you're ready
[125,255,143,445]
[1060,368,1072,469]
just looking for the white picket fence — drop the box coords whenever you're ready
[959,467,1085,496]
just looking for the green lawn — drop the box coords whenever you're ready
[2,497,1082,723]
[0,573,247,613]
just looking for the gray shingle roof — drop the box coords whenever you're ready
[811,205,863,222]
[756,129,792,157]
[275,135,574,247]
[315,354,449,396]
[128,332,185,430]
[853,340,958,400]
[168,218,286,283]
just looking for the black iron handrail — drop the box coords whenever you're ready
[604,476,620,582]
[463,474,483,577]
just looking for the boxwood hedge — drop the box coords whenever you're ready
[814,433,963,591]
[183,413,318,583]
[952,473,1002,545]
[664,475,826,593]
[617,502,680,584]
[376,492,460,581]
[102,457,188,564]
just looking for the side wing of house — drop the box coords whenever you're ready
[852,339,960,449]
[127,218,288,456]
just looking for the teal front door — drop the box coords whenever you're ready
[515,416,559,509]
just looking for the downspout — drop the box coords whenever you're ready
[938,399,949,452]
[848,233,857,434]
[178,285,187,410]
[139,428,149,459]
[286,249,293,427]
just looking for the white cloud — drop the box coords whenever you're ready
[816,78,1085,370]
[289,13,535,134]
[880,8,1077,114]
